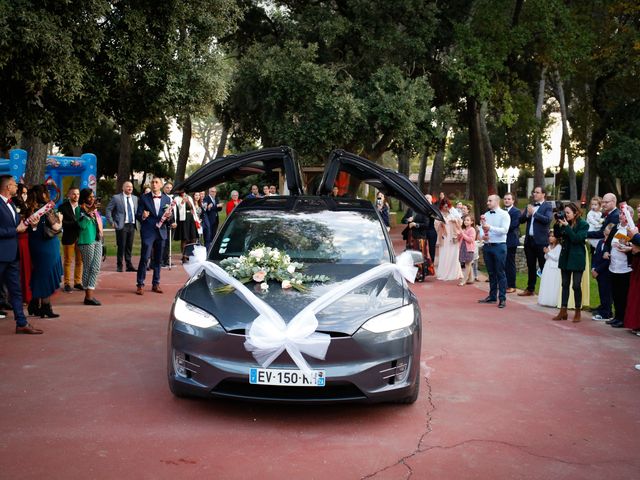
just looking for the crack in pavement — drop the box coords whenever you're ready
[420,439,640,468]
[361,371,436,480]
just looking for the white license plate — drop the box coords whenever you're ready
[249,368,326,387]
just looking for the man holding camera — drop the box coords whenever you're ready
[519,186,553,296]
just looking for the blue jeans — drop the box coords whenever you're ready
[483,243,507,301]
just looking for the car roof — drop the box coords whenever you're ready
[234,195,377,213]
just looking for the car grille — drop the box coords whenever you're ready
[211,379,366,402]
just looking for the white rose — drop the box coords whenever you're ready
[287,264,296,274]
[281,280,291,289]
[250,248,264,260]
[271,250,280,259]
[260,282,269,291]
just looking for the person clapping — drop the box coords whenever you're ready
[77,188,103,305]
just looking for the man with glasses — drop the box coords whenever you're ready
[518,186,553,296]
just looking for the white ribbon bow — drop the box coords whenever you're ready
[184,246,418,375]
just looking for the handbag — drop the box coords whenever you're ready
[43,212,61,239]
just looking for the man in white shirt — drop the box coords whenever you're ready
[478,195,511,308]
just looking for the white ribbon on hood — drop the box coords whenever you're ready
[184,246,418,375]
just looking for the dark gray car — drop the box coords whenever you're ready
[167,148,442,403]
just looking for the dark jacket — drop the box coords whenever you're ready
[591,239,610,276]
[587,208,620,239]
[202,194,222,229]
[506,205,521,247]
[0,198,20,262]
[59,200,81,245]
[558,218,589,271]
[401,209,429,239]
[136,192,173,242]
[519,201,553,246]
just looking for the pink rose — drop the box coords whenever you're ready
[252,270,267,282]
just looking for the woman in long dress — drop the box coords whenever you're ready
[539,231,562,307]
[435,198,462,281]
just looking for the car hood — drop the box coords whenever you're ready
[179,263,407,335]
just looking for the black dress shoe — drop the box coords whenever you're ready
[126,266,136,272]
[498,300,506,309]
[610,320,624,328]
[478,296,497,304]
[605,318,617,325]
[74,283,84,291]
[116,266,123,272]
[84,298,101,306]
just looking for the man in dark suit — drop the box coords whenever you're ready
[136,177,175,295]
[424,194,438,263]
[503,192,521,293]
[518,186,553,296]
[106,181,138,272]
[202,186,223,249]
[587,193,619,240]
[59,187,83,292]
[0,175,42,334]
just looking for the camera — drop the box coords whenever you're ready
[553,200,567,221]
[554,210,565,221]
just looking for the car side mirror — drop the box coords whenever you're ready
[402,250,424,265]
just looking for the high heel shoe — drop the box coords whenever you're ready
[40,303,60,318]
[27,299,41,316]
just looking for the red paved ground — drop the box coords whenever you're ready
[1,229,639,479]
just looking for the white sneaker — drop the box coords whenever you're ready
[592,314,612,321]
[635,365,640,371]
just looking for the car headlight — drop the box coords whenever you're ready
[361,304,415,333]
[173,297,219,328]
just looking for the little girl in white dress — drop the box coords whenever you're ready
[538,230,562,307]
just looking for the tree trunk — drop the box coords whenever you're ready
[22,134,48,186]
[417,148,429,194]
[479,101,497,195]
[175,114,192,184]
[554,71,577,202]
[70,146,82,157]
[430,136,447,196]
[116,126,132,191]
[467,97,488,221]
[397,150,410,177]
[580,84,592,203]
[215,123,229,160]
[534,66,547,188]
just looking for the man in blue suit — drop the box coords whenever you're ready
[0,175,42,334]
[135,177,175,295]
[503,192,521,293]
[201,186,223,249]
[518,186,553,296]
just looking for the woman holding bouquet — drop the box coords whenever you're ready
[77,188,102,305]
[26,185,63,318]
[173,190,200,262]
[13,183,33,308]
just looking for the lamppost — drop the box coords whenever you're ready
[496,166,520,193]
[550,166,560,200]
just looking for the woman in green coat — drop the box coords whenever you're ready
[553,202,589,322]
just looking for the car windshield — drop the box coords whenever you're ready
[211,209,390,264]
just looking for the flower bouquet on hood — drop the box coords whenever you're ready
[217,244,329,293]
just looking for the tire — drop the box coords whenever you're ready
[397,376,420,405]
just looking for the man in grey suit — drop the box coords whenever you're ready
[106,181,138,272]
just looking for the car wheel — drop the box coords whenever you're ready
[397,375,420,405]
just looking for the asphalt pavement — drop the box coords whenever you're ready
[1,229,639,479]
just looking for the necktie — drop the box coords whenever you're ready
[126,196,134,223]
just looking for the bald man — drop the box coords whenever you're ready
[587,193,619,240]
[478,195,511,308]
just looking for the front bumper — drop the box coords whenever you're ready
[167,305,421,404]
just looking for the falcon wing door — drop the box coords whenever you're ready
[173,146,304,195]
[318,150,443,221]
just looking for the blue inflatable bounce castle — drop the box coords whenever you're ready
[0,149,97,205]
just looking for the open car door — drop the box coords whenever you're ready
[172,146,304,195]
[318,150,443,221]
